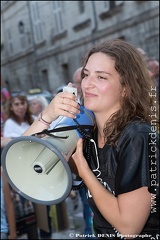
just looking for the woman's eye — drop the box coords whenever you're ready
[84,73,88,78]
[98,76,106,80]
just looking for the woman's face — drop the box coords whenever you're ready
[81,52,125,119]
[10,97,28,119]
[30,99,42,116]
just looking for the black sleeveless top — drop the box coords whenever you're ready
[85,120,159,239]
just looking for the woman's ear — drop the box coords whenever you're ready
[122,87,127,97]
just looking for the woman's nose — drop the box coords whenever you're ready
[84,75,95,88]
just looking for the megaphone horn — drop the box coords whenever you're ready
[1,105,95,205]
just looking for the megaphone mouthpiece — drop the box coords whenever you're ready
[32,146,60,174]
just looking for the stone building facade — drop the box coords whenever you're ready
[1,1,159,93]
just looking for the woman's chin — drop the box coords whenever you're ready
[84,101,94,111]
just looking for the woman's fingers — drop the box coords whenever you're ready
[43,91,80,121]
[72,138,89,178]
[75,138,83,153]
[72,138,84,160]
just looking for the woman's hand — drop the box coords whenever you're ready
[42,87,80,123]
[23,83,80,136]
[71,138,90,178]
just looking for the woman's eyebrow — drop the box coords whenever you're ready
[83,68,111,75]
[96,70,111,75]
[84,68,111,75]
[83,68,89,72]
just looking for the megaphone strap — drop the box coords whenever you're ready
[73,118,94,139]
[32,124,94,139]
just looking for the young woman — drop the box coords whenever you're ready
[3,94,35,138]
[2,94,37,238]
[22,39,159,239]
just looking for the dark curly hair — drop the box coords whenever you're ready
[81,39,159,145]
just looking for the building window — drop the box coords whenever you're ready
[113,1,123,7]
[104,1,109,10]
[7,28,14,54]
[30,1,43,43]
[61,63,69,84]
[41,69,50,90]
[52,1,64,34]
[78,1,85,14]
[20,34,26,50]
[104,1,123,10]
[18,21,26,50]
[100,1,123,19]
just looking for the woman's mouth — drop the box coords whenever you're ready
[84,92,97,98]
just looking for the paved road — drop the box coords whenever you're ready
[17,194,88,239]
[51,195,85,239]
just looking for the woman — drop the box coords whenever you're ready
[23,39,159,239]
[29,95,49,117]
[3,94,35,138]
[3,94,37,238]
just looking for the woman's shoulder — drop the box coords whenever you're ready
[124,120,151,134]
[32,115,37,120]
[4,118,16,126]
[117,119,157,147]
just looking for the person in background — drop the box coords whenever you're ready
[29,95,49,117]
[73,67,83,103]
[72,67,93,236]
[148,59,159,96]
[1,166,17,239]
[3,94,35,138]
[1,79,11,136]
[2,94,38,238]
[22,39,159,238]
[136,47,159,98]
[148,59,159,81]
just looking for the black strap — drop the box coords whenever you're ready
[32,124,93,139]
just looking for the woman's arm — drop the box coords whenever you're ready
[2,168,17,239]
[1,137,12,148]
[72,138,151,237]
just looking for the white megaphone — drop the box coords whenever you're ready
[1,105,95,205]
